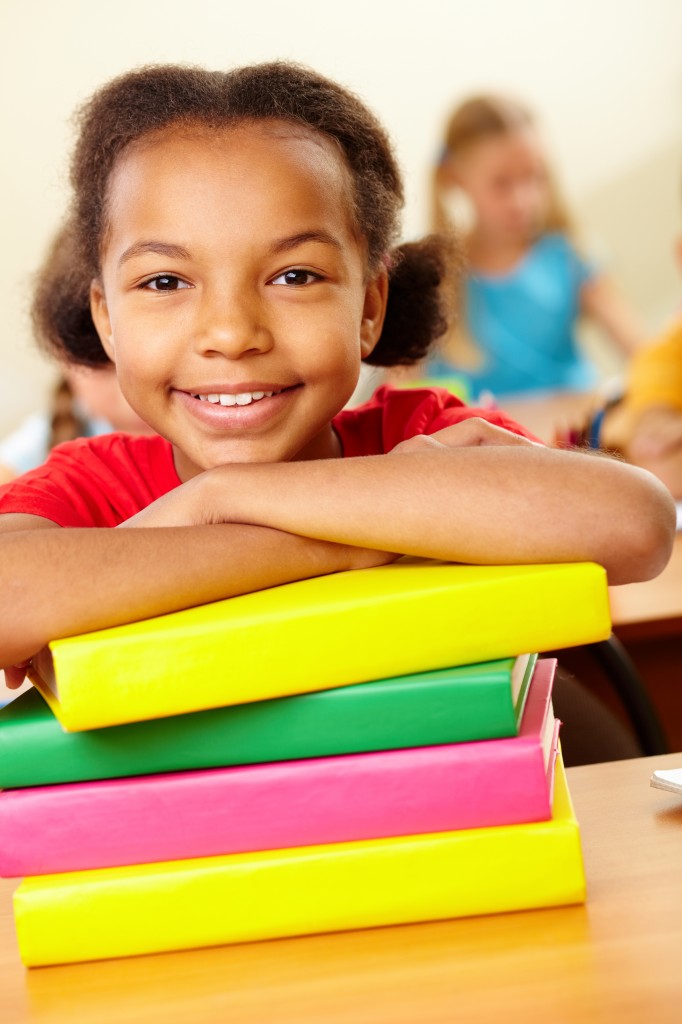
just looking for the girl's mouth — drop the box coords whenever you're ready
[192,388,282,408]
[189,384,300,408]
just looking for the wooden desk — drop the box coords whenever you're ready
[1,754,680,1023]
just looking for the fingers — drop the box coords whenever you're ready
[345,546,400,570]
[430,419,538,448]
[4,660,31,689]
[390,418,538,455]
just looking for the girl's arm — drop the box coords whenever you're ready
[0,419,675,671]
[580,275,645,356]
[0,515,395,672]
[125,418,676,586]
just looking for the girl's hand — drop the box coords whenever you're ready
[5,659,32,689]
[389,418,539,455]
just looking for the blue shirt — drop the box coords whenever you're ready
[426,233,598,399]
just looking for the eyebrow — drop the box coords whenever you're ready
[118,241,191,267]
[267,231,343,256]
[118,231,342,268]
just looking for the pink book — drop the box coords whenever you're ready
[0,661,559,877]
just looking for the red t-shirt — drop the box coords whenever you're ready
[0,386,535,528]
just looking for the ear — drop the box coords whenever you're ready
[360,267,389,359]
[90,279,116,362]
[676,237,682,273]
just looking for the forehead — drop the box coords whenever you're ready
[460,129,544,177]
[104,121,358,245]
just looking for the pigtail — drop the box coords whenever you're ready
[31,221,109,367]
[48,377,88,449]
[366,233,461,367]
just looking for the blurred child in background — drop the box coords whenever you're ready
[599,243,682,500]
[0,225,153,484]
[425,94,644,399]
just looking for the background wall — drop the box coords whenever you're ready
[1,0,681,433]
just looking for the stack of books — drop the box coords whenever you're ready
[0,559,611,966]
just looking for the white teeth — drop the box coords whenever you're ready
[195,388,283,405]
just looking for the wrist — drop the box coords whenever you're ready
[203,463,261,526]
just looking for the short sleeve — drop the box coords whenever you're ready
[0,433,179,527]
[333,385,541,456]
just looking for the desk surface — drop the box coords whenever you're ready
[1,753,681,1023]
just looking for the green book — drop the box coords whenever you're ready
[0,655,537,789]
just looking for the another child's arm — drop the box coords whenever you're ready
[602,403,682,499]
[601,323,682,496]
[580,274,645,356]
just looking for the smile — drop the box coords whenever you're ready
[192,389,283,407]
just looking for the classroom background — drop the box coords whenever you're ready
[1,0,681,436]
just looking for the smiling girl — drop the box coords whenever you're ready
[0,63,674,683]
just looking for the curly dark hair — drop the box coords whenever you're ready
[32,219,109,367]
[44,62,456,368]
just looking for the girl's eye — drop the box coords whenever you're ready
[270,269,320,287]
[141,275,191,291]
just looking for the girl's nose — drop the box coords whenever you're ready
[195,289,273,359]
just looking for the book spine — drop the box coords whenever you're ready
[14,758,584,966]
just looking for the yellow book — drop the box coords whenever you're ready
[29,560,611,731]
[14,754,584,967]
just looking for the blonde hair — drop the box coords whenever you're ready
[431,94,572,239]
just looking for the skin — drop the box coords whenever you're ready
[0,121,676,683]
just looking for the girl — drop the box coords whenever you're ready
[0,224,152,485]
[0,63,674,688]
[426,94,644,398]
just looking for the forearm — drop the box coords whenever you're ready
[206,447,676,584]
[0,523,365,667]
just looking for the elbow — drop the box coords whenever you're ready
[603,472,677,585]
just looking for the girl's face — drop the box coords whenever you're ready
[448,129,549,244]
[90,122,387,481]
